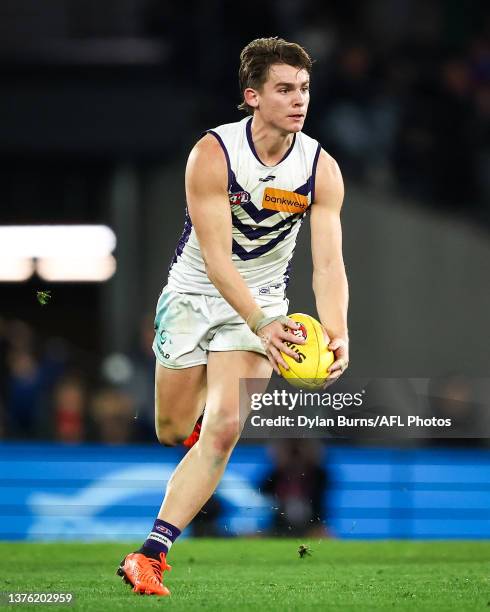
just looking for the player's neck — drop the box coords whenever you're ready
[250,115,294,166]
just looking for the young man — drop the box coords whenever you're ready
[117,37,349,596]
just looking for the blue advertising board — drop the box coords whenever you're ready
[0,443,489,540]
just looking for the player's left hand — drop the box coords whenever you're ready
[325,336,349,383]
[257,318,306,376]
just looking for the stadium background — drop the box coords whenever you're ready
[0,0,489,543]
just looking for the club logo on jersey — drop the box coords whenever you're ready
[259,175,276,182]
[229,190,251,205]
[262,187,309,213]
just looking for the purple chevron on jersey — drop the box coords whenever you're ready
[230,171,277,222]
[294,176,313,196]
[169,209,193,270]
[311,143,321,203]
[230,171,313,224]
[283,257,293,288]
[232,210,303,240]
[232,220,301,260]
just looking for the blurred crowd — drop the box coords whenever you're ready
[147,0,490,223]
[131,0,490,227]
[315,39,489,215]
[261,440,330,537]
[0,315,156,444]
[1,1,488,223]
[1,314,486,447]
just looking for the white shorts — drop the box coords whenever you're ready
[152,285,288,369]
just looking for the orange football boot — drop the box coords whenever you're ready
[182,414,203,449]
[117,552,171,596]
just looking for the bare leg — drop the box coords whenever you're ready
[157,350,272,529]
[154,362,206,445]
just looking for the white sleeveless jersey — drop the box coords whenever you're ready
[167,116,321,297]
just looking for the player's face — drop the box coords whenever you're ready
[255,64,310,133]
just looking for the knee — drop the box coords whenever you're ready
[155,418,192,447]
[202,416,241,456]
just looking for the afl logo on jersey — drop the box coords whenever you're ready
[229,190,251,206]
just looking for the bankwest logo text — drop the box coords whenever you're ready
[262,188,309,213]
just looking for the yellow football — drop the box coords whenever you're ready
[278,313,334,390]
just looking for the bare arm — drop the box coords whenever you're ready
[185,134,259,320]
[185,134,302,372]
[310,149,349,378]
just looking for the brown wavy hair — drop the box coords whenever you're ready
[238,37,313,114]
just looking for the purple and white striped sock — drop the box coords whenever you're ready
[143,518,181,556]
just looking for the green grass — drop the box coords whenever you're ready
[0,539,489,611]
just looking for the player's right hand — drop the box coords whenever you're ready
[256,318,306,375]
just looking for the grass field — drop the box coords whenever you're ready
[1,539,489,611]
